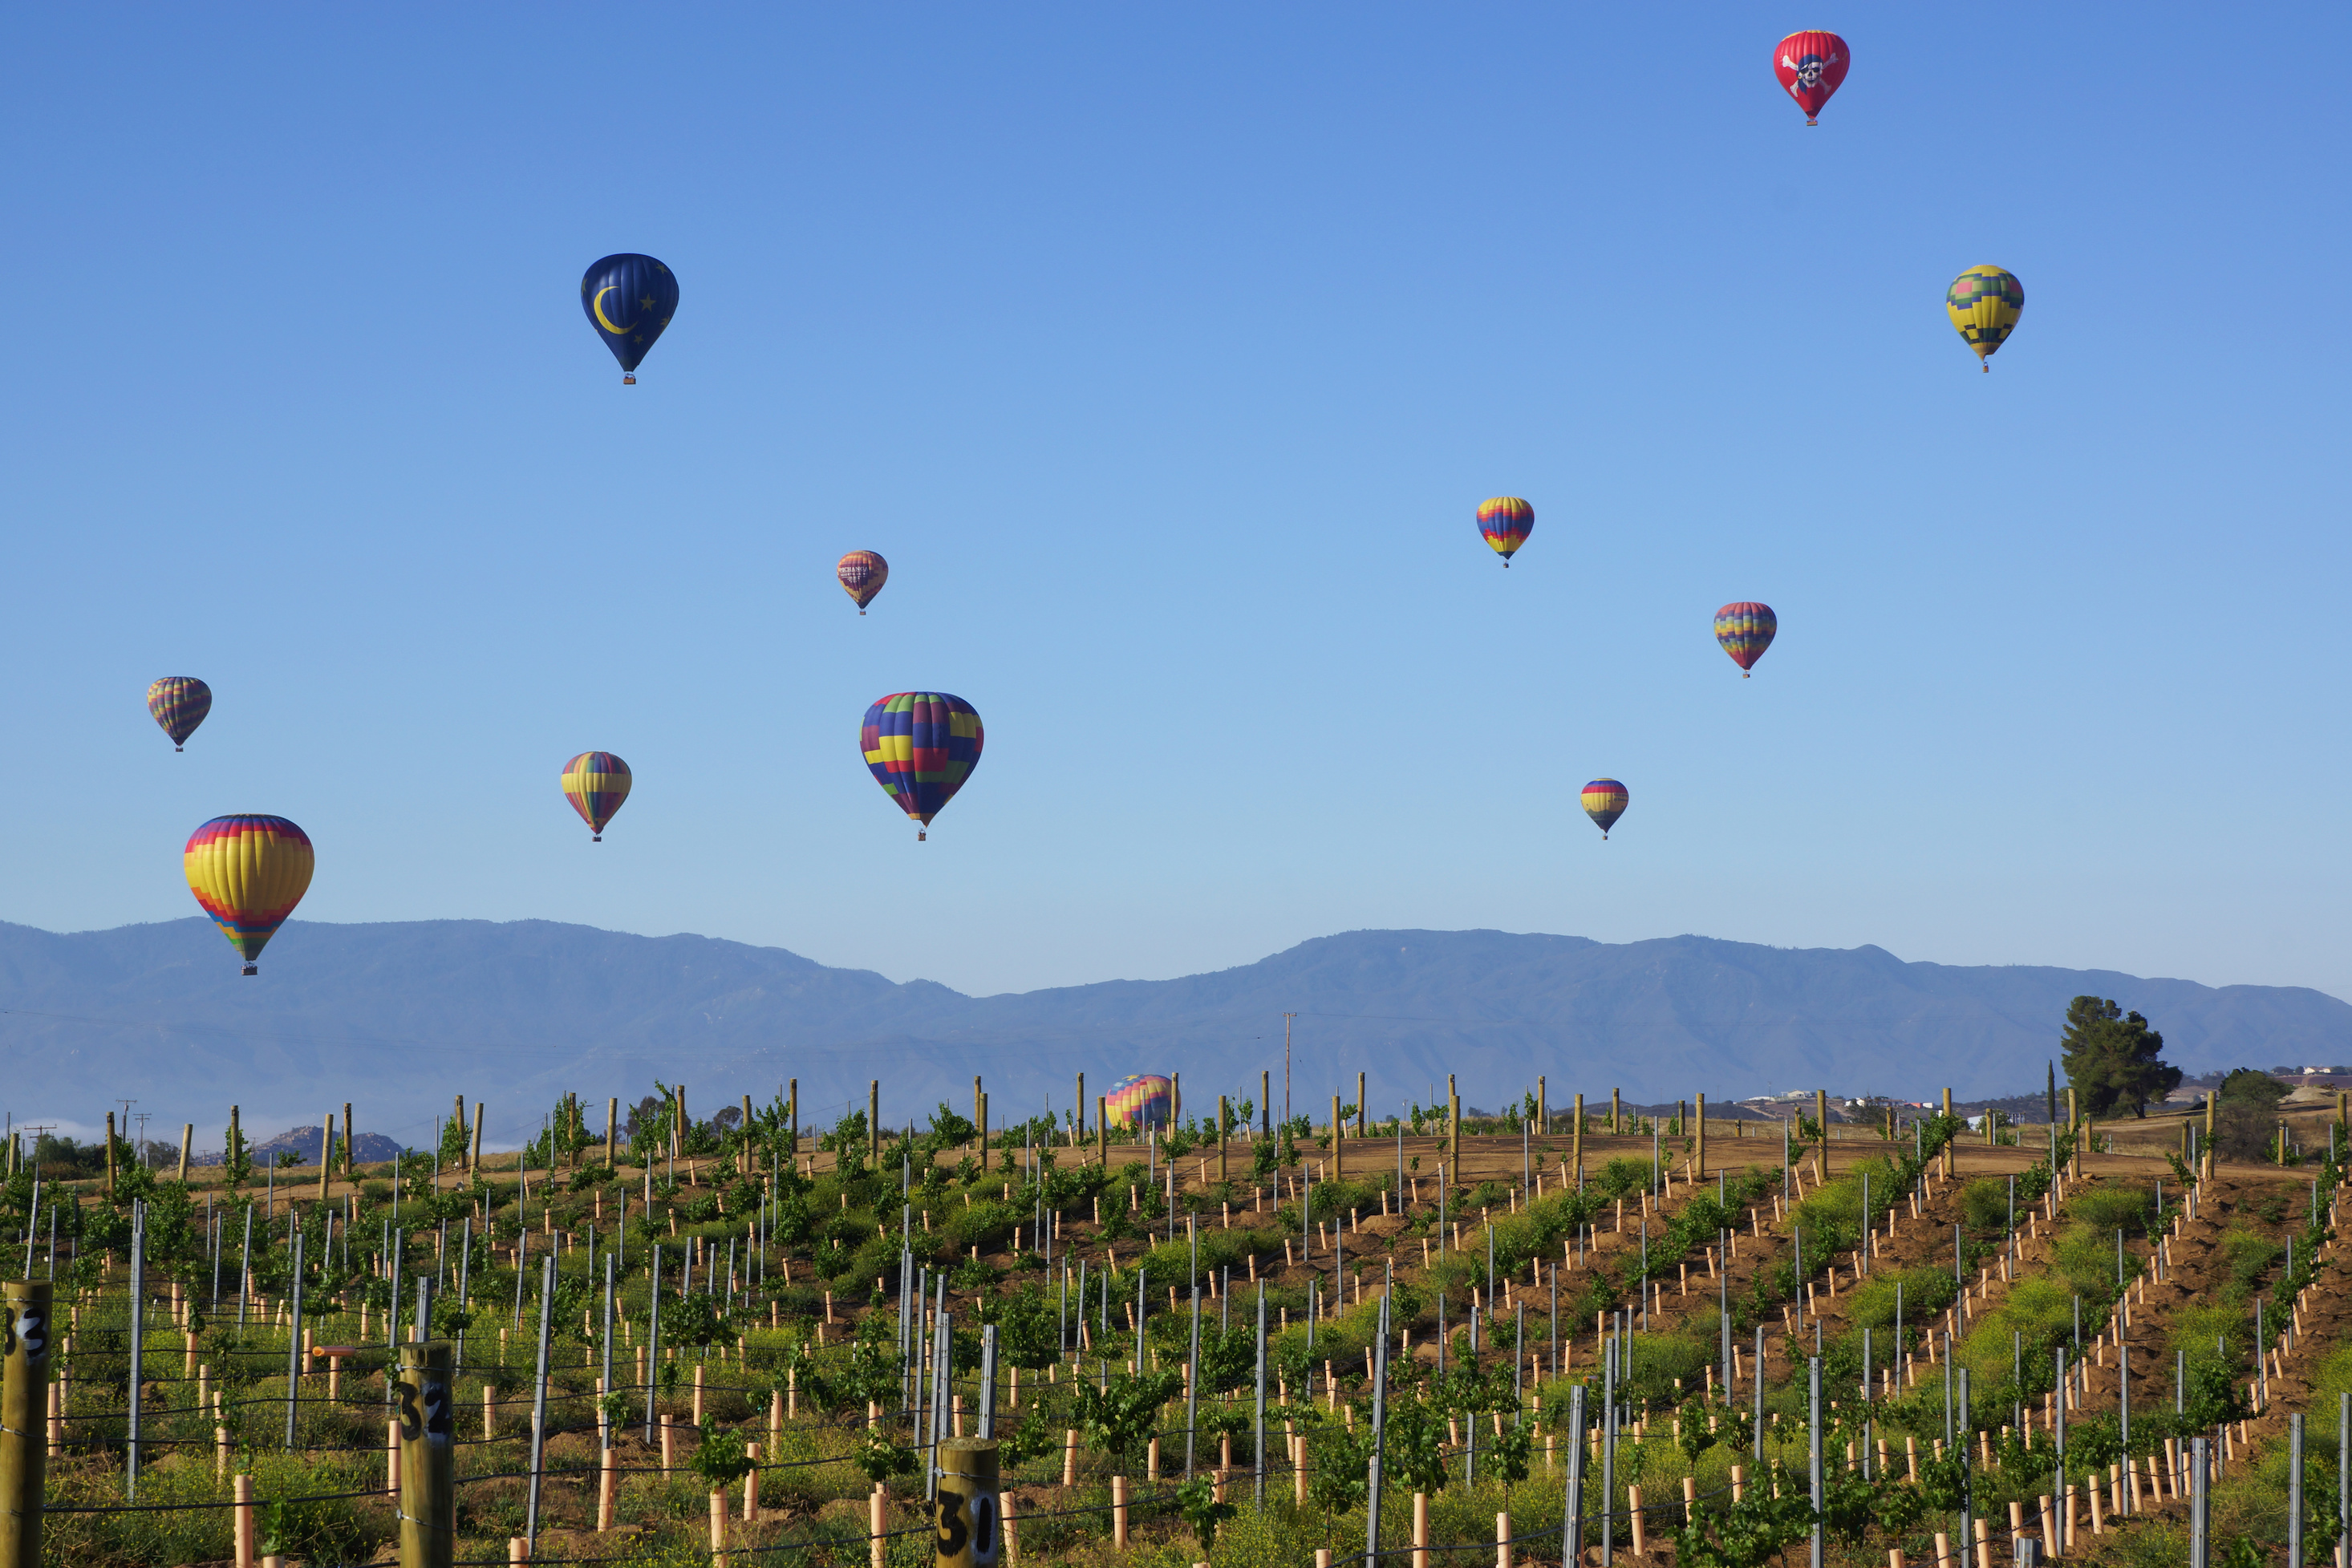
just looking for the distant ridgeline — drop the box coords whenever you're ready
[188,1126,407,1166]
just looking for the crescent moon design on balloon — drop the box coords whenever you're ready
[591,286,632,336]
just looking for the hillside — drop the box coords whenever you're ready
[2,918,2345,1150]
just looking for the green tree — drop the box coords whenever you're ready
[2060,996,2181,1117]
[2213,1069,2289,1163]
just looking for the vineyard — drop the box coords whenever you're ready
[4,1088,2347,1568]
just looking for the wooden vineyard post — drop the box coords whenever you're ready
[1695,1094,1706,1179]
[1332,1096,1344,1180]
[346,1103,357,1177]
[1611,1088,1621,1134]
[318,1116,332,1201]
[1943,1089,1956,1177]
[1074,1074,1085,1148]
[975,1078,985,1154]
[104,1112,116,1196]
[179,1124,194,1185]
[742,1096,756,1176]
[396,1339,456,1568]
[1573,1095,1584,1182]
[1357,1072,1368,1138]
[606,1098,618,1169]
[1219,1097,1229,1184]
[1261,1071,1271,1138]
[468,1104,482,1179]
[937,1439,1000,1568]
[870,1082,880,1163]
[1449,1076,1460,1164]
[0,1281,54,1568]
[1537,1076,1547,1135]
[1097,1099,1109,1165]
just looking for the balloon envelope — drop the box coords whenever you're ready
[147,676,212,749]
[580,254,679,377]
[562,752,632,841]
[862,692,983,835]
[1477,497,1533,565]
[837,551,889,612]
[1773,30,1850,124]
[1104,1073,1174,1129]
[1946,266,2023,367]
[184,814,314,973]
[1581,780,1628,838]
[1714,602,1778,675]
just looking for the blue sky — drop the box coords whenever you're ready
[8,5,2350,1001]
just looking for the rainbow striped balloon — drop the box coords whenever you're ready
[1104,1074,1173,1129]
[862,693,983,840]
[562,752,633,841]
[147,676,212,750]
[1581,780,1628,839]
[1477,497,1534,565]
[1713,602,1778,676]
[185,815,314,974]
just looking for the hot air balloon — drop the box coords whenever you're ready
[147,677,212,751]
[1946,266,2023,370]
[184,815,314,974]
[561,752,632,841]
[1581,780,1628,840]
[580,254,679,383]
[861,693,983,841]
[1714,603,1778,677]
[1103,1073,1174,1129]
[837,551,889,614]
[1478,497,1533,565]
[1773,30,1850,124]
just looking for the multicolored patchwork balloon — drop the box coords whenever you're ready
[1946,266,2024,370]
[1581,780,1628,839]
[147,677,212,751]
[837,551,888,614]
[561,752,633,841]
[184,815,314,974]
[1773,30,1850,125]
[580,253,678,383]
[1477,497,1534,565]
[862,692,983,840]
[1714,602,1778,677]
[1104,1073,1173,1129]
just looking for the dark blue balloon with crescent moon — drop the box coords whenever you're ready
[579,253,678,378]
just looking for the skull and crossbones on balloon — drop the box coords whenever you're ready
[1781,47,1839,91]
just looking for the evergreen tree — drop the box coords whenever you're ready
[2060,995,2182,1117]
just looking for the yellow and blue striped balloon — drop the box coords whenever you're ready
[562,752,633,841]
[1581,780,1628,840]
[1477,497,1534,565]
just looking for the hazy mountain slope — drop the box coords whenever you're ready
[2,919,2342,1149]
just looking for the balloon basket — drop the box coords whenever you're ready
[175,744,184,752]
[918,830,927,841]
[859,610,866,616]
[622,373,637,385]
[241,963,258,976]
[592,833,602,842]
[1805,116,1818,126]
[1743,672,1751,679]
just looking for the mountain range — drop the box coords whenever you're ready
[3,918,2346,1153]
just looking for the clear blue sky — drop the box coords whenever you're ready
[10,5,2349,1001]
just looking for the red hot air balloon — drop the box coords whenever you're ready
[1773,31,1850,124]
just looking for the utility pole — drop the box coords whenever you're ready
[1282,1014,1297,1126]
